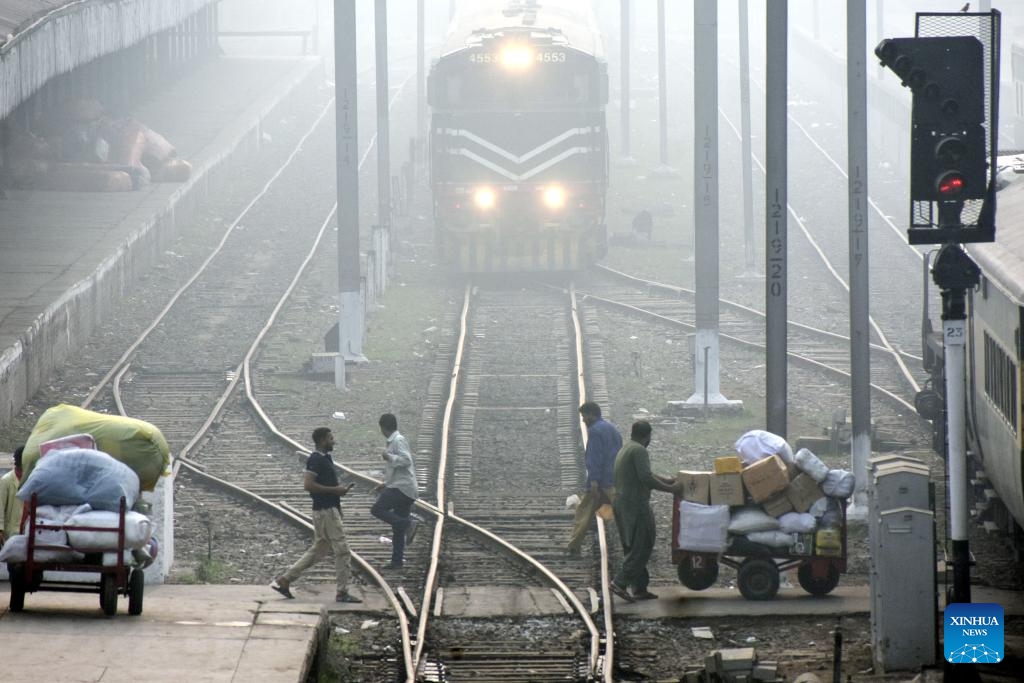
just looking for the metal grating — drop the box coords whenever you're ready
[910,11,1001,238]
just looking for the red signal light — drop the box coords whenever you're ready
[936,172,965,197]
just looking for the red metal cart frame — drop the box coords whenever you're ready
[7,493,144,616]
[670,494,848,600]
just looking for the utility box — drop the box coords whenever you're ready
[869,455,936,673]
[873,507,937,671]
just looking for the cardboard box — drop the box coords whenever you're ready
[741,454,789,503]
[710,472,745,506]
[785,460,800,481]
[714,455,743,474]
[676,470,712,504]
[786,473,825,513]
[761,490,794,517]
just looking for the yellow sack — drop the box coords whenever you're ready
[22,404,171,491]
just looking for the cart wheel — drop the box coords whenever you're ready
[9,564,26,612]
[100,574,118,616]
[128,569,145,616]
[737,558,780,601]
[798,561,840,596]
[676,554,719,590]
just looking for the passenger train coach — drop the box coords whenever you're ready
[919,167,1024,540]
[964,172,1024,538]
[427,0,609,272]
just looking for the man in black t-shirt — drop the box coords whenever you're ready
[271,427,361,603]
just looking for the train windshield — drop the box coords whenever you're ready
[433,50,603,109]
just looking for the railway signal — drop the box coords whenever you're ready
[876,36,986,223]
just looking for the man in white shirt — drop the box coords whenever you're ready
[371,413,421,570]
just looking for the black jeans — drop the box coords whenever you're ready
[371,487,415,565]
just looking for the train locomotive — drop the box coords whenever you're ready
[427,0,609,272]
[918,166,1024,540]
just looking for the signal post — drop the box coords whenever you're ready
[876,12,1000,609]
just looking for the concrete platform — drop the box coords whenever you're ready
[0,55,322,424]
[0,584,329,683]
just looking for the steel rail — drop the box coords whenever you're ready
[411,285,469,675]
[407,284,603,679]
[577,288,915,415]
[81,95,338,409]
[717,102,921,395]
[570,284,615,683]
[101,70,422,681]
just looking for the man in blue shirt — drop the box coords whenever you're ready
[567,402,623,556]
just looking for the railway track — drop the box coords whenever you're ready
[56,48,619,680]
[581,264,920,414]
[407,283,612,681]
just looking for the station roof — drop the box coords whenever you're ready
[0,0,219,120]
[440,0,603,61]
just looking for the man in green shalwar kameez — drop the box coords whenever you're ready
[610,420,678,601]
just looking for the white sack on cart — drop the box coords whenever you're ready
[102,550,135,566]
[17,447,139,511]
[0,534,84,563]
[727,506,781,534]
[795,448,830,483]
[778,511,817,534]
[35,503,92,522]
[746,530,796,547]
[734,430,795,465]
[822,469,855,499]
[65,510,153,550]
[677,501,730,552]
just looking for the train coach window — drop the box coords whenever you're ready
[984,331,1019,432]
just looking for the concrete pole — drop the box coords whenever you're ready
[417,0,425,144]
[765,0,788,437]
[739,0,757,277]
[375,0,393,251]
[686,0,735,411]
[620,0,631,159]
[657,0,668,167]
[848,0,870,519]
[334,0,365,389]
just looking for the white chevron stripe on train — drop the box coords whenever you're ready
[439,126,602,180]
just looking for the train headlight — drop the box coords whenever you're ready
[501,45,533,70]
[473,187,497,210]
[542,186,567,210]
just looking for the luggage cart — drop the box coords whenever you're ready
[670,495,847,600]
[7,494,144,616]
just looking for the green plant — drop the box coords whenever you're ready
[193,556,232,583]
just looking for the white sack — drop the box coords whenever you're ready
[65,510,153,550]
[102,550,134,567]
[35,503,92,522]
[746,530,795,547]
[795,448,830,483]
[0,534,84,563]
[734,430,795,465]
[808,496,830,517]
[822,469,856,499]
[677,501,730,553]
[17,448,139,511]
[727,506,782,534]
[778,511,817,534]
